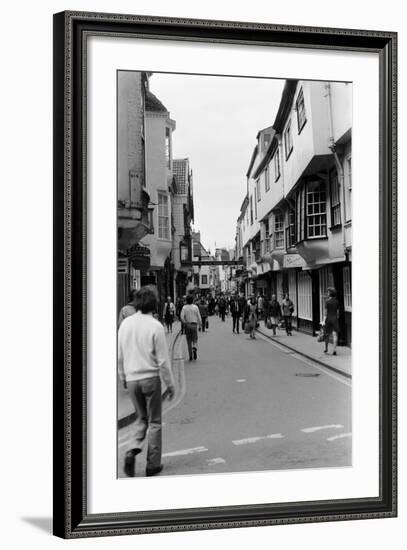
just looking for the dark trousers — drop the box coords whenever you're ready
[284,315,292,334]
[220,309,226,321]
[184,322,198,358]
[232,315,240,333]
[201,317,208,332]
[127,376,162,471]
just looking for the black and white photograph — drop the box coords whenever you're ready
[117,71,353,479]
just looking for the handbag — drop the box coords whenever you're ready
[244,322,250,334]
[317,325,326,342]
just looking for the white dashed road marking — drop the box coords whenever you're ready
[232,433,284,445]
[236,379,246,383]
[162,446,208,457]
[207,458,226,466]
[301,424,344,433]
[327,432,352,442]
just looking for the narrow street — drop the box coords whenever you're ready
[118,315,351,477]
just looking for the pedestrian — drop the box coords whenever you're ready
[118,289,137,327]
[247,296,258,339]
[208,295,215,316]
[268,294,282,336]
[176,295,186,334]
[281,293,294,335]
[230,293,243,333]
[198,298,209,333]
[263,294,270,327]
[218,294,227,322]
[239,293,248,329]
[118,286,175,477]
[175,296,184,320]
[323,287,340,355]
[163,296,175,333]
[257,293,264,320]
[180,294,202,361]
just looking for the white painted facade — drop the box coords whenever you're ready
[235,79,352,343]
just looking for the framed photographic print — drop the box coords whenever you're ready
[53,11,397,538]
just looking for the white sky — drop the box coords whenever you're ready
[149,72,285,252]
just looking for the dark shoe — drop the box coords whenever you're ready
[124,448,141,477]
[146,465,163,477]
[193,347,197,360]
[189,356,193,361]
[333,351,337,355]
[324,349,328,353]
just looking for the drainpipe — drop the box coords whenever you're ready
[324,83,347,256]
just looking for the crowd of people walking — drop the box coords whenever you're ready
[117,284,340,478]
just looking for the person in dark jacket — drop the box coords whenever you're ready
[198,298,209,333]
[239,293,248,328]
[163,296,175,333]
[208,296,215,316]
[269,294,282,336]
[247,297,258,339]
[263,294,270,327]
[281,293,294,335]
[230,293,243,334]
[323,287,340,355]
[218,294,227,322]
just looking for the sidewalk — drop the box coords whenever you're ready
[257,324,352,378]
[118,321,182,427]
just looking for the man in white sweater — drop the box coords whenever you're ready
[118,286,175,477]
[180,294,202,361]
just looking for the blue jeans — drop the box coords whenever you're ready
[127,376,162,471]
[184,322,198,358]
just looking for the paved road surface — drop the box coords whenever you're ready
[118,314,351,477]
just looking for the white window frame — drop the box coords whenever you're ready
[343,266,352,312]
[157,191,170,240]
[296,87,307,133]
[274,213,285,249]
[344,154,352,222]
[330,170,341,227]
[265,166,270,192]
[274,148,281,181]
[165,127,171,169]
[297,271,312,321]
[306,181,327,238]
[284,119,293,159]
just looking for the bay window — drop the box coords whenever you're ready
[295,180,327,241]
